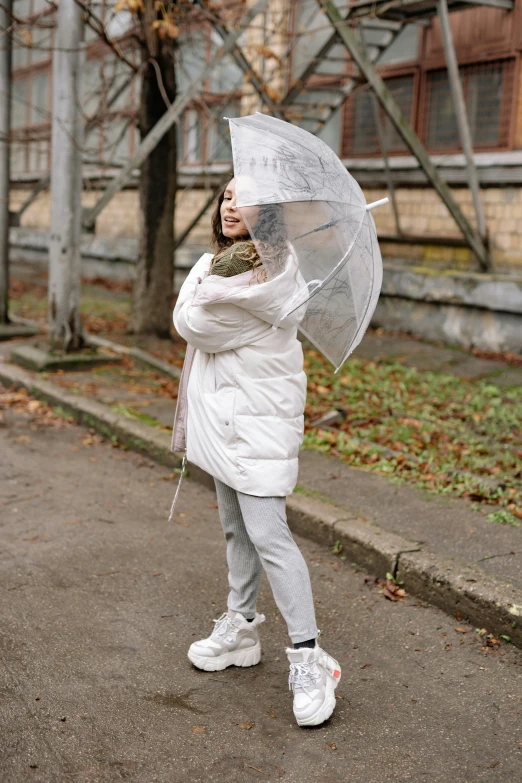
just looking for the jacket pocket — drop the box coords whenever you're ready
[216,387,237,445]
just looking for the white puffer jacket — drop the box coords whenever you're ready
[171,252,307,497]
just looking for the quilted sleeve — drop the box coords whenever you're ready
[174,298,272,353]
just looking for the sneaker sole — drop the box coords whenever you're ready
[295,669,341,727]
[188,642,261,672]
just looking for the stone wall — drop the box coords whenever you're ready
[374,264,522,354]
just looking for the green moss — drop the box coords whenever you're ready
[110,404,164,429]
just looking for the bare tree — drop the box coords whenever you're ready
[130,0,178,336]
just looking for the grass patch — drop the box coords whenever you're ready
[293,483,344,508]
[303,349,522,524]
[486,510,521,528]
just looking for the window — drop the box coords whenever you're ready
[183,109,202,163]
[11,0,140,177]
[104,117,132,165]
[344,75,415,156]
[84,58,103,116]
[207,101,239,161]
[11,79,28,128]
[317,103,342,155]
[425,60,513,151]
[28,139,48,172]
[209,30,243,93]
[29,71,49,124]
[30,13,53,64]
[177,35,208,92]
[10,0,54,175]
[11,143,26,174]
[12,0,31,69]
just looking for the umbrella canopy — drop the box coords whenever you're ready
[228,112,387,371]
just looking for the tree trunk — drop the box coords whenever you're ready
[130,41,177,336]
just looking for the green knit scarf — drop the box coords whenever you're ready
[208,240,260,278]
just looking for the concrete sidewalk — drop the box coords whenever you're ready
[1,398,521,782]
[0,335,521,648]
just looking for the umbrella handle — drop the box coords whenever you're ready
[366,198,389,211]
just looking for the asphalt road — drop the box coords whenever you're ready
[1,393,521,783]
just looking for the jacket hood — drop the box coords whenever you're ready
[191,252,306,329]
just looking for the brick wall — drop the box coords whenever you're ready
[10,183,522,272]
[10,187,215,248]
[365,186,522,271]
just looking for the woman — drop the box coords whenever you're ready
[171,178,341,727]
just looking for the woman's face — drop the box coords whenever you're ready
[220,179,250,241]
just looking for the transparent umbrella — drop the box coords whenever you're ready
[228,112,388,371]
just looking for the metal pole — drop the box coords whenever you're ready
[358,24,402,235]
[372,95,402,236]
[0,0,13,324]
[48,0,85,350]
[318,0,489,271]
[438,0,488,250]
[82,0,268,231]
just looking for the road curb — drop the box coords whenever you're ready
[1,360,520,648]
[0,362,181,470]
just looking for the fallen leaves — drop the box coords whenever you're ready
[171,515,189,527]
[303,349,522,521]
[0,386,72,430]
[327,742,337,750]
[378,573,407,602]
[192,726,206,734]
[81,434,101,447]
[238,721,255,730]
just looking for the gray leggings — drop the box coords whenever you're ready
[214,478,318,644]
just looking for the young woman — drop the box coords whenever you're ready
[171,178,341,727]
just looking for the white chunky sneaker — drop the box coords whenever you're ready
[188,609,265,672]
[286,644,342,726]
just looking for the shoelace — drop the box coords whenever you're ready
[211,613,241,641]
[288,660,322,692]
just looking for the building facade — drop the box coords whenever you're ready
[8,0,522,277]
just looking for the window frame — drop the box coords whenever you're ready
[342,65,421,158]
[418,54,519,156]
